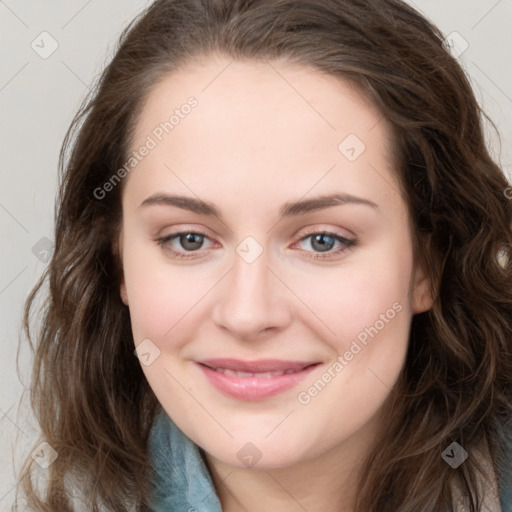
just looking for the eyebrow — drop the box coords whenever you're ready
[138,192,379,219]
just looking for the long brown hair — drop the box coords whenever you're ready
[16,0,512,510]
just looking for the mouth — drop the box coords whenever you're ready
[194,358,321,400]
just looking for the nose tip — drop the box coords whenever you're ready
[211,253,292,340]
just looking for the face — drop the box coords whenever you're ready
[116,57,432,470]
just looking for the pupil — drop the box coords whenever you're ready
[312,234,334,252]
[181,233,203,250]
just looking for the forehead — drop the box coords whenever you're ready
[124,57,399,210]
[133,57,387,142]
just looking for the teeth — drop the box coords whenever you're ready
[223,369,254,377]
[213,367,302,377]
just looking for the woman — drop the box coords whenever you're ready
[17,0,512,511]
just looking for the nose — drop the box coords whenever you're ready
[211,246,292,341]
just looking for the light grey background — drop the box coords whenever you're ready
[0,0,511,509]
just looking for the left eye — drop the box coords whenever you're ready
[293,231,356,260]
[154,230,356,260]
[296,232,345,252]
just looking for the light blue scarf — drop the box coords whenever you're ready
[148,410,222,511]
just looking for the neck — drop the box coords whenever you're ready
[203,412,383,512]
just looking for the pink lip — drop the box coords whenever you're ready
[197,358,316,373]
[195,359,320,401]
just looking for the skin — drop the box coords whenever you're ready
[115,56,433,512]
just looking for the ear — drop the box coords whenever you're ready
[411,264,434,314]
[112,229,129,306]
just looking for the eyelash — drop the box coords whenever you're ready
[154,228,357,261]
[154,230,357,260]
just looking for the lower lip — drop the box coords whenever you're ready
[195,362,319,401]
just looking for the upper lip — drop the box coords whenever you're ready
[196,358,319,373]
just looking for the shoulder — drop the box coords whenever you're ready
[451,419,511,512]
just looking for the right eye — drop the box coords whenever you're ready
[154,229,217,260]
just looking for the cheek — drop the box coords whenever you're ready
[289,235,414,346]
[121,236,202,346]
[290,241,413,438]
